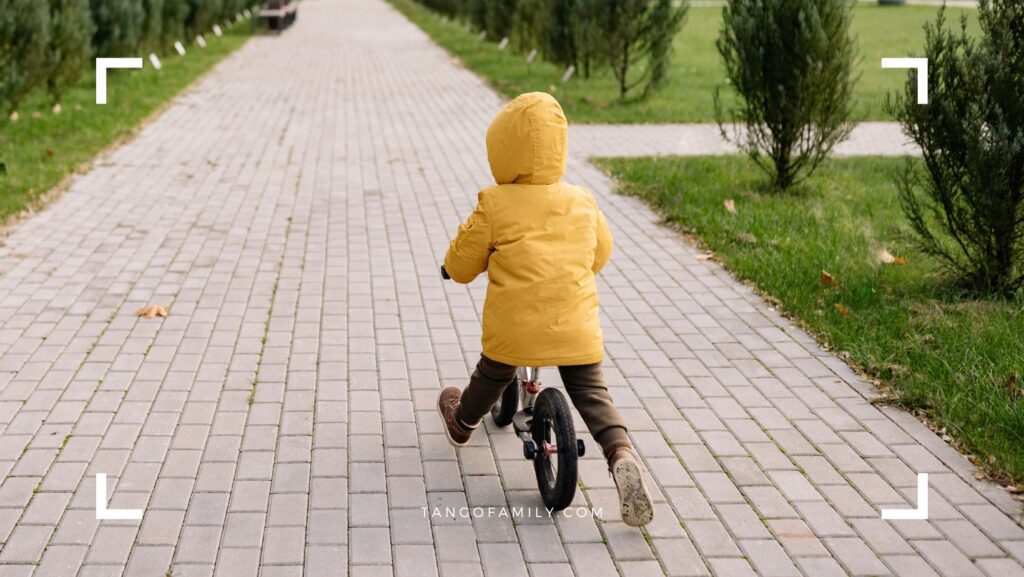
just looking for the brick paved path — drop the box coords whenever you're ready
[0,1,1021,576]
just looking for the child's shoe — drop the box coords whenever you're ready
[610,448,654,527]
[437,387,476,447]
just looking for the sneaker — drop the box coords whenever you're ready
[610,448,654,527]
[437,387,474,447]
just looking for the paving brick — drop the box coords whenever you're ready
[740,540,800,577]
[914,540,985,577]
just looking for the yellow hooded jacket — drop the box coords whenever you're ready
[444,92,613,367]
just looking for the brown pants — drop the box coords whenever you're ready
[455,355,631,462]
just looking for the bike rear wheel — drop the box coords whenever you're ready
[532,388,578,511]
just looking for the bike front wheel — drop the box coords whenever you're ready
[531,388,578,511]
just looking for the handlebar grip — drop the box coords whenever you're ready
[440,265,451,280]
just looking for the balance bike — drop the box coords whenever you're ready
[441,265,584,510]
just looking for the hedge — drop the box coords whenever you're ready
[0,0,258,116]
[411,0,688,99]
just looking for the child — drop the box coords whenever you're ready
[436,92,654,527]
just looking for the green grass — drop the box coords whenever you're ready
[390,0,979,124]
[0,25,251,223]
[598,155,1024,484]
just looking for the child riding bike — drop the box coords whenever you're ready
[435,92,654,527]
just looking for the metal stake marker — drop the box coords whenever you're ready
[196,35,207,48]
[148,53,162,70]
[213,24,223,37]
[561,64,576,84]
[498,37,509,51]
[174,41,186,56]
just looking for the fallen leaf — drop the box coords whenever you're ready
[878,249,908,265]
[820,270,835,287]
[45,148,54,158]
[52,103,62,114]
[9,111,19,122]
[724,198,736,214]
[737,232,757,245]
[1008,374,1020,397]
[31,111,44,120]
[135,305,169,319]
[834,303,850,316]
[695,253,714,261]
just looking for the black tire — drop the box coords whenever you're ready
[490,376,519,427]
[532,388,578,511]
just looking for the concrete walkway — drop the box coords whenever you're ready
[0,1,1020,577]
[570,122,917,159]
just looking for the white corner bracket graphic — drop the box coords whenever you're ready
[95,474,143,521]
[95,58,144,104]
[882,58,929,104]
[882,473,929,520]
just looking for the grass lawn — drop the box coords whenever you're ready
[598,155,1024,484]
[0,24,252,224]
[389,0,979,124]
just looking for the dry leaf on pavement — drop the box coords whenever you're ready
[695,253,714,261]
[135,305,169,319]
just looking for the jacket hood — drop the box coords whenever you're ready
[486,92,567,185]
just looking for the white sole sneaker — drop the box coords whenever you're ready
[612,457,654,527]
[436,391,470,448]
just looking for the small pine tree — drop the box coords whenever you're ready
[540,0,597,79]
[715,0,858,190]
[592,0,688,99]
[0,0,51,115]
[161,0,189,48]
[186,0,222,38]
[90,0,145,56]
[46,0,93,104]
[141,0,164,51]
[570,0,602,79]
[468,0,487,32]
[889,1,1024,296]
[510,0,545,52]
[484,0,517,41]
[541,0,577,70]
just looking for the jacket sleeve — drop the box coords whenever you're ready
[444,192,492,284]
[593,207,613,274]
